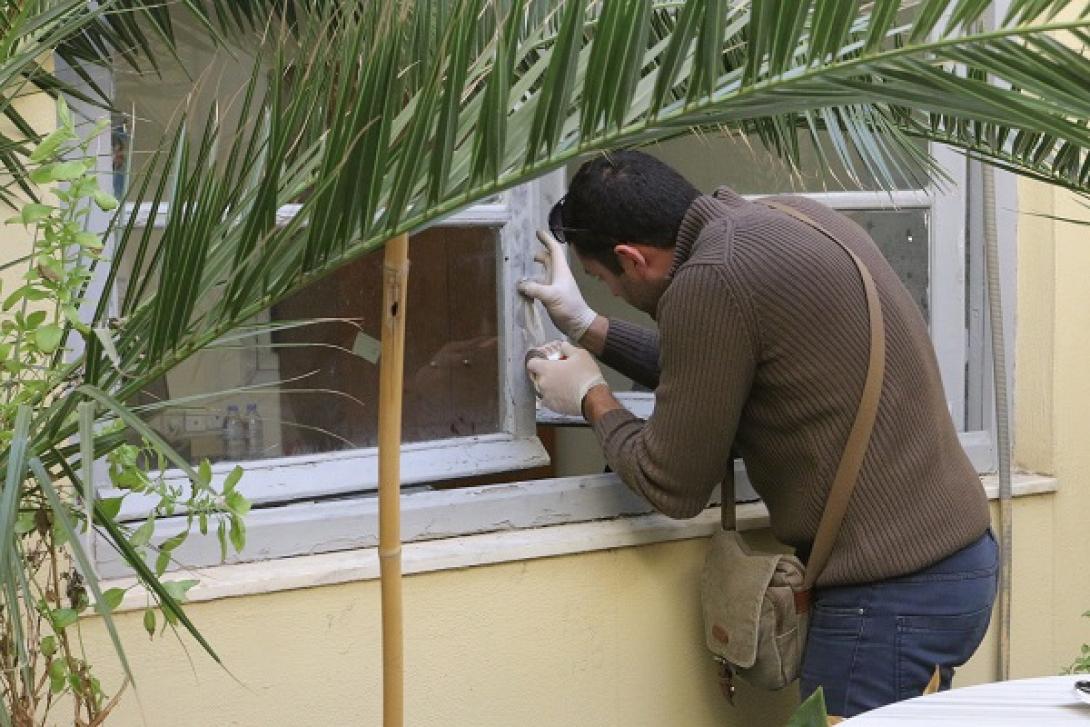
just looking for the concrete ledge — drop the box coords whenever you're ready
[103,503,765,612]
[102,472,1056,611]
[981,471,1057,498]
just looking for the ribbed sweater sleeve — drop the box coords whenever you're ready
[599,318,660,389]
[593,243,757,518]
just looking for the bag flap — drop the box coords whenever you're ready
[700,529,782,668]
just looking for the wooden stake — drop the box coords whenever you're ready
[379,233,409,727]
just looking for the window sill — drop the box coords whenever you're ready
[980,471,1056,498]
[101,472,1056,613]
[105,433,550,521]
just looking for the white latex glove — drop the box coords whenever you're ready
[517,229,598,341]
[526,341,608,417]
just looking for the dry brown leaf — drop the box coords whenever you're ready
[827,717,845,725]
[923,665,942,695]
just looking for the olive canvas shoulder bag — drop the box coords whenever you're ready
[700,202,886,702]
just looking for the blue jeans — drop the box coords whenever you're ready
[799,530,999,718]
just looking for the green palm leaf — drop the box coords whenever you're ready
[0,0,109,205]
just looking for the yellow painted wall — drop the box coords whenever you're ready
[78,500,1077,727]
[85,540,803,727]
[0,77,55,305]
[1012,0,1090,679]
[1011,179,1090,674]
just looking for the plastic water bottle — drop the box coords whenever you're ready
[222,405,246,461]
[245,403,263,458]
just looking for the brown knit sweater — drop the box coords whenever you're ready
[591,187,990,587]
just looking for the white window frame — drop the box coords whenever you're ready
[97,176,562,523]
[57,57,573,573]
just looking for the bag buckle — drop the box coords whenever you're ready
[714,657,736,704]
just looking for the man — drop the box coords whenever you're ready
[519,150,997,717]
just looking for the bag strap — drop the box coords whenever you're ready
[721,464,737,530]
[719,201,886,590]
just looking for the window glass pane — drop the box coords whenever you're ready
[842,209,930,322]
[113,21,247,197]
[572,207,930,338]
[128,226,501,465]
[642,133,928,194]
[571,207,931,353]
[111,12,512,468]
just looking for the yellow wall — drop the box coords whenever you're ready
[0,78,54,302]
[87,541,803,726]
[1009,179,1090,674]
[78,501,1079,727]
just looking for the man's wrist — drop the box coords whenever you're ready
[580,381,620,423]
[576,315,609,357]
[567,307,599,342]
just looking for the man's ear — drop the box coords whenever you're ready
[613,243,647,275]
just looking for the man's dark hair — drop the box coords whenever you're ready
[551,150,701,273]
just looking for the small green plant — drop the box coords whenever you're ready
[0,100,249,725]
[1063,610,1090,675]
[104,436,250,575]
[786,687,835,726]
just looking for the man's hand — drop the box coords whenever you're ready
[518,230,598,341]
[526,341,608,418]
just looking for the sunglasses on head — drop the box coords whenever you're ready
[547,195,609,246]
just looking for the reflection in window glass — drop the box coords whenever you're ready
[113,18,248,196]
[642,133,929,194]
[843,209,930,322]
[131,227,500,465]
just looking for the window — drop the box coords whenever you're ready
[75,8,1015,578]
[105,16,555,498]
[103,186,558,526]
[73,14,571,576]
[544,0,1020,485]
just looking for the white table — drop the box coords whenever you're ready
[843,674,1090,725]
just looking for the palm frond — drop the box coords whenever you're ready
[0,0,109,205]
[32,0,1090,415]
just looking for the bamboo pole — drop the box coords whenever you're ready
[378,233,410,727]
